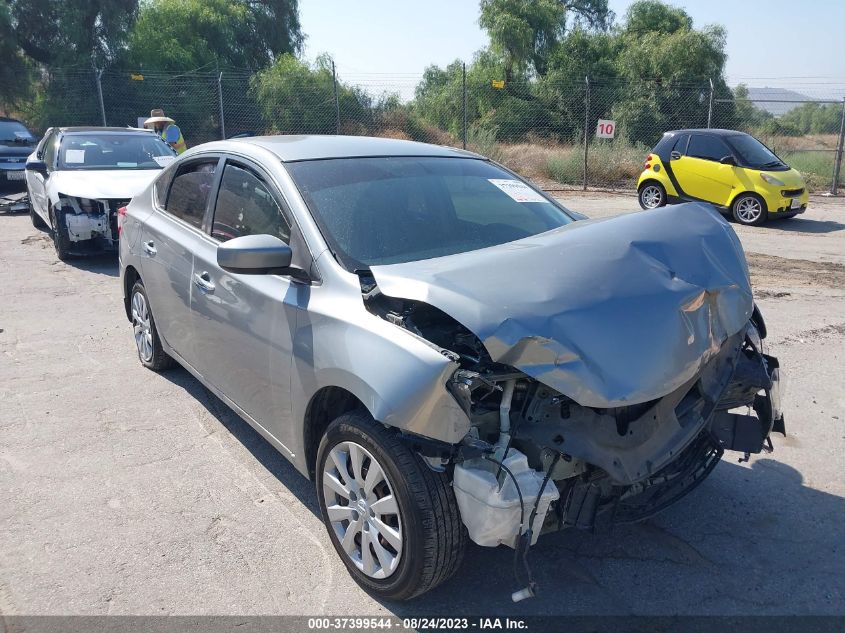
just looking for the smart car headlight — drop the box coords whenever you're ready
[760,173,785,187]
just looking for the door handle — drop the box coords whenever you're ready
[143,240,157,256]
[670,151,681,160]
[193,271,216,293]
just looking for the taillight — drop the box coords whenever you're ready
[117,206,128,236]
[644,153,653,169]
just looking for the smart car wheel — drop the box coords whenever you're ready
[130,280,175,371]
[638,182,666,209]
[316,410,466,600]
[732,193,767,226]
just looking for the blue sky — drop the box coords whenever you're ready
[300,0,845,93]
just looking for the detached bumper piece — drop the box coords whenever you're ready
[711,350,785,457]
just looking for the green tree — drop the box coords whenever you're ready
[0,4,36,114]
[780,101,843,135]
[623,0,691,35]
[5,0,139,67]
[251,54,371,134]
[478,0,611,80]
[125,0,303,71]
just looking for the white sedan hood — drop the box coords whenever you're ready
[47,169,160,200]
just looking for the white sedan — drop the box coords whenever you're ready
[25,127,176,260]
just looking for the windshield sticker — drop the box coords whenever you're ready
[488,179,547,203]
[117,162,138,168]
[65,149,86,163]
[14,131,32,140]
[153,155,175,167]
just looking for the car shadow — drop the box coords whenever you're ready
[159,366,320,515]
[766,217,845,234]
[152,368,845,615]
[69,253,119,277]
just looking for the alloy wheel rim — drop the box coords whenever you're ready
[131,291,154,362]
[322,441,403,579]
[641,186,662,208]
[737,197,762,223]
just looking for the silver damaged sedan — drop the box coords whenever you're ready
[119,136,785,600]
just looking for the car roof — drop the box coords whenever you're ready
[0,116,26,124]
[663,128,746,137]
[222,135,482,162]
[59,127,156,135]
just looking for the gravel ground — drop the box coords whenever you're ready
[0,193,843,617]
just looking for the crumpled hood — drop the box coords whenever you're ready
[370,203,753,408]
[48,169,160,200]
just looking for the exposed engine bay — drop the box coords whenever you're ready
[361,277,785,549]
[55,197,124,250]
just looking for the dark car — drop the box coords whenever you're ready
[0,117,37,192]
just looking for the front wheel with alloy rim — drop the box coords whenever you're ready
[130,280,175,371]
[638,182,666,209]
[732,193,767,226]
[316,410,467,600]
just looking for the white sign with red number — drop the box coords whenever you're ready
[596,119,616,139]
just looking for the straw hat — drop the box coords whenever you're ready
[143,108,175,128]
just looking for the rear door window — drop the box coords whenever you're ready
[164,159,218,229]
[686,135,731,162]
[210,162,290,242]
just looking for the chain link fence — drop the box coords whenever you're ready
[12,66,845,193]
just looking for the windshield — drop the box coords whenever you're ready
[0,121,35,144]
[726,134,785,169]
[287,156,575,269]
[57,133,176,171]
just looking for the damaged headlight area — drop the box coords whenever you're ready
[361,274,785,553]
[56,195,123,248]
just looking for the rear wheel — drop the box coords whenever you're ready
[316,410,466,600]
[130,280,175,371]
[732,193,767,226]
[638,181,666,209]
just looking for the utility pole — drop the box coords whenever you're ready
[332,59,340,135]
[462,62,467,149]
[583,76,590,191]
[832,97,845,195]
[707,77,714,128]
[94,68,107,127]
[217,71,226,139]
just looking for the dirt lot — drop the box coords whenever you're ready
[1,193,843,617]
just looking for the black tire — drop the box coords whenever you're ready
[731,192,767,226]
[50,207,72,260]
[638,181,667,210]
[130,280,176,371]
[316,410,467,601]
[30,205,48,230]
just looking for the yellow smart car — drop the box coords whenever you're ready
[637,129,809,226]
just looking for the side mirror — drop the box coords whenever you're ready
[719,155,737,166]
[217,234,293,275]
[25,159,47,175]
